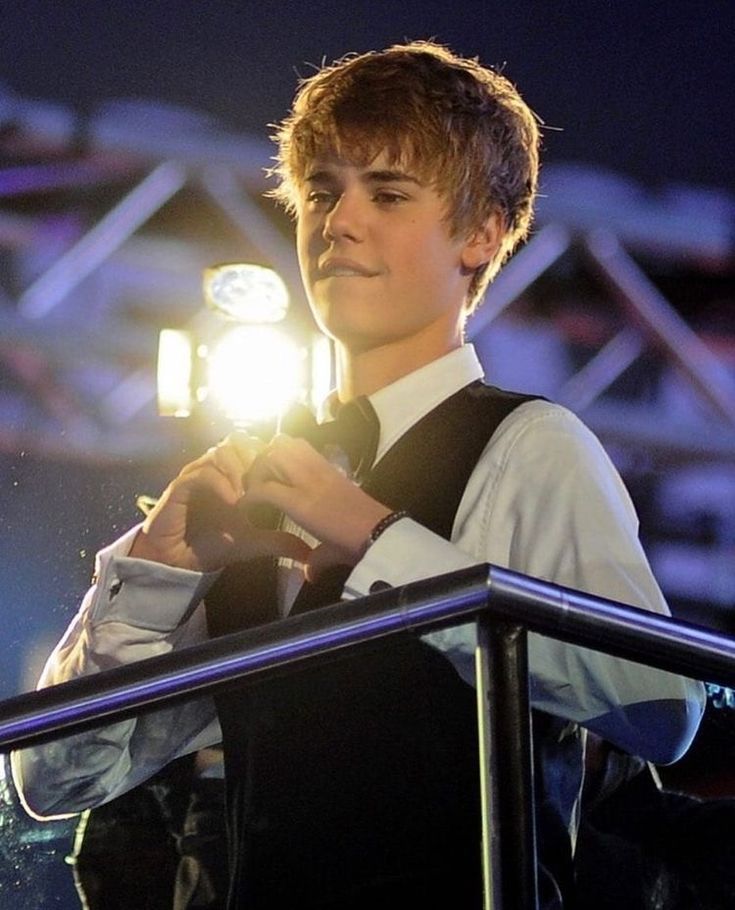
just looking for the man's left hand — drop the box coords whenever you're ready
[242,434,391,580]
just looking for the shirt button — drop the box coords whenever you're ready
[369,579,392,594]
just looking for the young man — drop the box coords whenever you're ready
[13,42,704,908]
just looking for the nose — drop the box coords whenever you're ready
[322,189,365,243]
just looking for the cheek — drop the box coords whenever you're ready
[295,224,310,267]
[296,217,321,261]
[393,228,438,275]
[402,231,460,287]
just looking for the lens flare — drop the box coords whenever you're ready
[157,329,194,417]
[207,325,305,423]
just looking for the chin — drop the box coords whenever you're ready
[312,300,377,341]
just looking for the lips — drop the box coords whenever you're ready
[317,258,378,278]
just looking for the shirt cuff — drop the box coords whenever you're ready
[90,525,221,632]
[344,516,476,598]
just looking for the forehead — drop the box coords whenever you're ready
[307,147,404,171]
[295,112,434,165]
[301,144,436,184]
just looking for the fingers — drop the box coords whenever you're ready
[243,436,390,558]
[132,428,387,576]
[179,432,265,504]
[244,436,335,518]
[133,432,270,572]
[246,434,319,491]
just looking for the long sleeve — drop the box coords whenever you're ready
[11,527,222,820]
[12,394,706,819]
[346,399,705,764]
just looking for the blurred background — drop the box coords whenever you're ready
[0,1,733,906]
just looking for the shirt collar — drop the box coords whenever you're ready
[368,345,484,461]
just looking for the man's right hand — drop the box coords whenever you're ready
[129,432,311,572]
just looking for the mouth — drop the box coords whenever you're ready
[317,258,378,279]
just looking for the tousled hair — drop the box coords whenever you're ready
[271,41,540,307]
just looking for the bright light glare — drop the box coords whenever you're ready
[310,334,333,409]
[157,329,193,417]
[207,325,305,423]
[203,263,289,323]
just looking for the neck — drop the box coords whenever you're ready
[335,331,463,401]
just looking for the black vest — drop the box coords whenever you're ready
[206,382,580,909]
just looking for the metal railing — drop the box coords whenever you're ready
[1,563,733,909]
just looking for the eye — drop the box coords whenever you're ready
[373,190,407,205]
[305,189,337,207]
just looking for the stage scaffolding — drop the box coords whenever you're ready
[0,88,733,464]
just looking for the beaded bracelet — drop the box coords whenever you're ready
[368,510,409,546]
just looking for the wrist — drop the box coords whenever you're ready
[351,509,409,564]
[367,510,409,547]
[128,528,176,567]
[340,503,391,563]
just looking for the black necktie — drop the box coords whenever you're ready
[280,396,380,483]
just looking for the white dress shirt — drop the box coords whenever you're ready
[12,345,705,819]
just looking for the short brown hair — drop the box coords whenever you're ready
[271,41,541,307]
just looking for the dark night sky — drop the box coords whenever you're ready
[2,0,734,191]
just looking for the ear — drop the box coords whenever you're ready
[459,210,505,271]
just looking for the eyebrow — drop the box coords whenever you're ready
[363,169,423,186]
[305,168,424,186]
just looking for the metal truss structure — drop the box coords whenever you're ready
[1,88,734,610]
[1,87,734,464]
